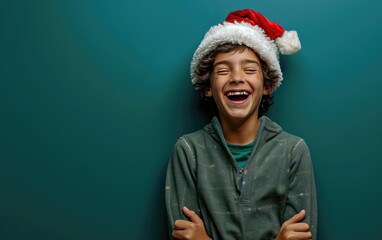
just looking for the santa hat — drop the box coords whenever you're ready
[191,9,301,92]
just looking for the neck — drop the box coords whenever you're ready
[219,115,261,145]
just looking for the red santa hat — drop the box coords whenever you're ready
[191,9,301,92]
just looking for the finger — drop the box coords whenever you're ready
[283,210,306,226]
[174,219,193,230]
[172,229,188,240]
[284,222,310,233]
[182,206,203,224]
[287,231,312,240]
[292,222,310,232]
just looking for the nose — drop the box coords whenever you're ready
[229,69,244,84]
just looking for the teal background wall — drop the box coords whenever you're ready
[1,0,381,239]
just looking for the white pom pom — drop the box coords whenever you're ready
[275,30,301,55]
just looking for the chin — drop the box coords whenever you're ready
[225,112,255,120]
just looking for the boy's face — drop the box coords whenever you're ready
[205,48,270,123]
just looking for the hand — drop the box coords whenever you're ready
[172,206,212,240]
[275,210,312,240]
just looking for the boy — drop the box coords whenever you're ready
[165,9,317,240]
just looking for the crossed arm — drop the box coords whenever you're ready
[172,207,312,240]
[166,138,316,240]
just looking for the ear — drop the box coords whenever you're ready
[263,86,272,96]
[205,87,213,97]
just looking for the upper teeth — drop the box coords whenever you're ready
[227,91,248,96]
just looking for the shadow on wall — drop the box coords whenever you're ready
[135,160,169,239]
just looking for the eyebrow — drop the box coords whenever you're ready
[213,59,261,68]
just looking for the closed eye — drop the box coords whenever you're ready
[215,69,230,75]
[244,68,258,74]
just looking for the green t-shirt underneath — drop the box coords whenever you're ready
[227,140,255,169]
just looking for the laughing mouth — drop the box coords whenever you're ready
[226,91,249,102]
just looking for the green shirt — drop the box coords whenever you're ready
[227,140,256,169]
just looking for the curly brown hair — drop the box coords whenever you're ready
[193,43,279,117]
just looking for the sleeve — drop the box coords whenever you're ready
[284,139,318,240]
[165,137,201,239]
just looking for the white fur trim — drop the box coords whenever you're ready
[275,30,301,55]
[191,21,283,91]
